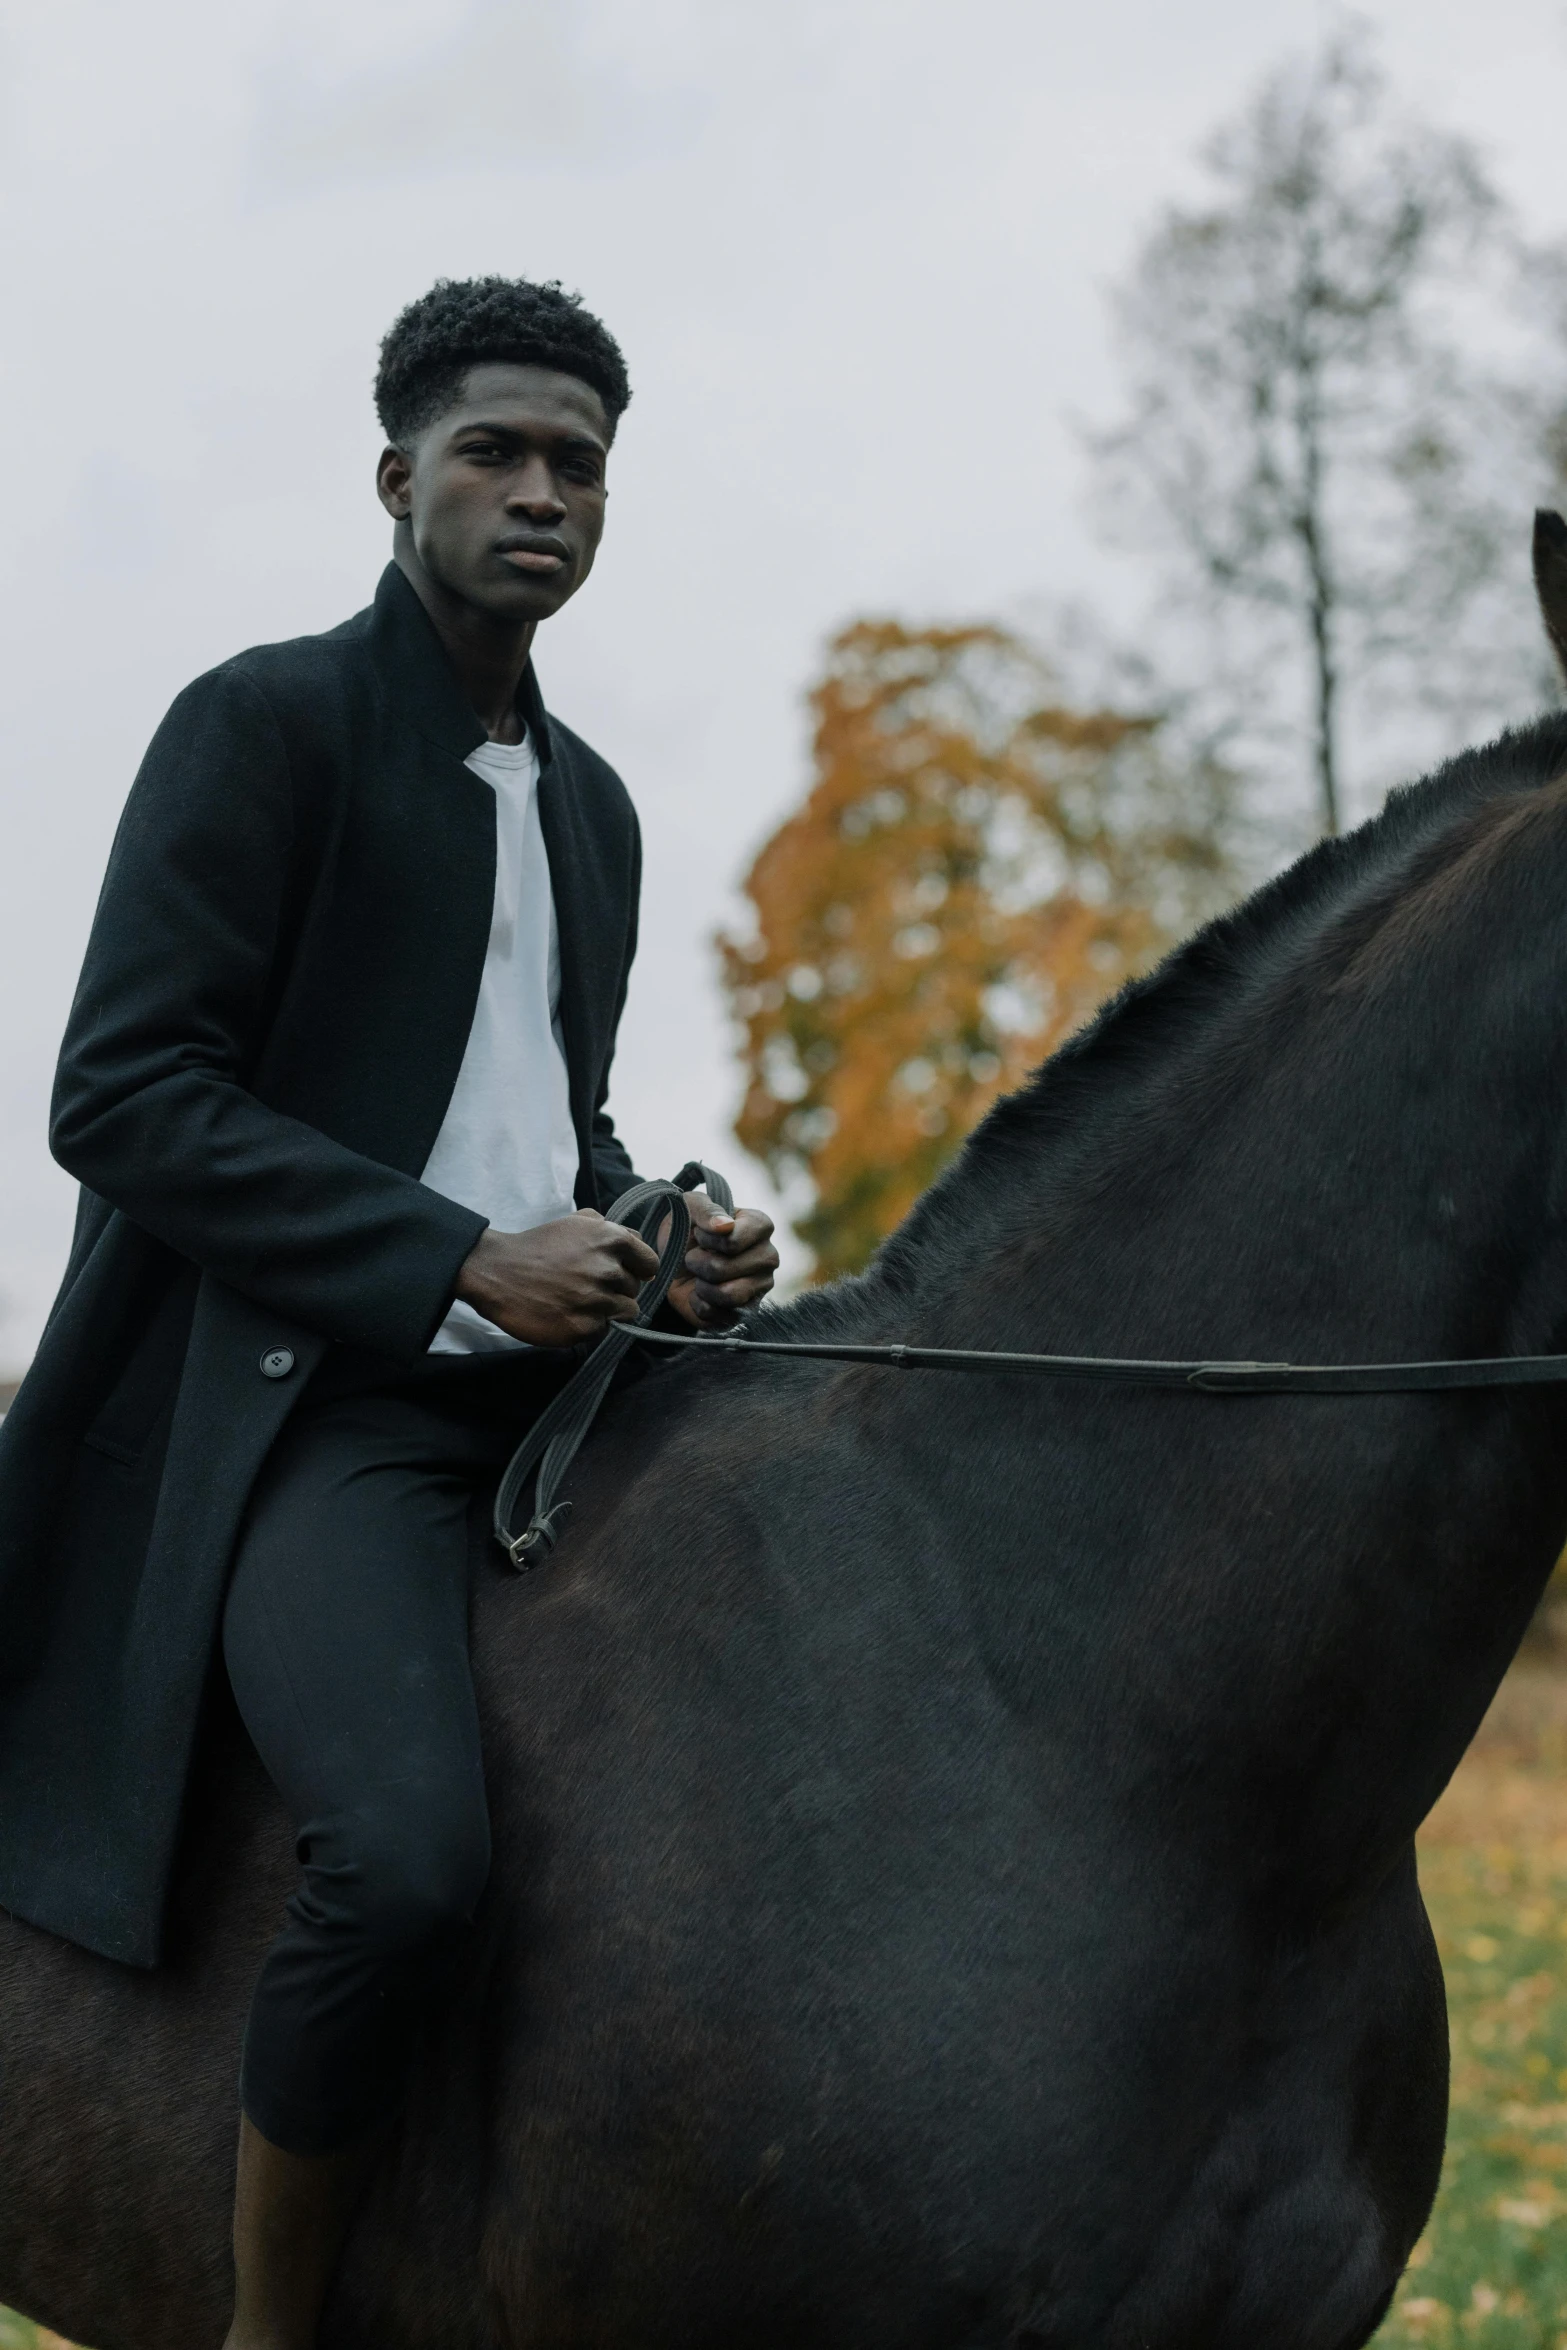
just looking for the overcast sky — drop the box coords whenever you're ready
[0,0,1563,1362]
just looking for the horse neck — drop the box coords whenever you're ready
[874,776,1567,1907]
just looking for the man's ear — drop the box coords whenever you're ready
[376,444,413,522]
[1533,509,1567,682]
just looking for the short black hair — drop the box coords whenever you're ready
[375,276,631,448]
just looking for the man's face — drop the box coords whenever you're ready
[376,362,609,624]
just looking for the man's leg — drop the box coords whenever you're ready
[226,2120,380,2350]
[219,1371,506,2350]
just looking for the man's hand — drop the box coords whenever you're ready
[666,1192,779,1330]
[454,1210,661,1347]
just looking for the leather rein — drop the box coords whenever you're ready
[493,1163,1567,1569]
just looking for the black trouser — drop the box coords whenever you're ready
[222,1346,572,2155]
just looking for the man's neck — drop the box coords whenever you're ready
[393,539,536,744]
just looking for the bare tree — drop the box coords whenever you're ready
[1092,29,1539,843]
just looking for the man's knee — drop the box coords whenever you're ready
[307,1801,492,1956]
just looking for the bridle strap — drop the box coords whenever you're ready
[493,1160,1567,1572]
[492,1163,734,1569]
[622,1329,1567,1395]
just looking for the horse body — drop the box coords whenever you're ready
[460,1377,1453,2350]
[7,723,1567,2347]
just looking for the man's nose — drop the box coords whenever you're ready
[506,458,567,520]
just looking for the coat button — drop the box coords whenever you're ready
[259,1347,295,1380]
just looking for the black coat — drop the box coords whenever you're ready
[0,564,643,1966]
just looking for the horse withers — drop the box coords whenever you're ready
[9,525,1567,2349]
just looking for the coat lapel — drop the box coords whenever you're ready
[366,565,599,1199]
[533,731,597,1189]
[368,561,489,763]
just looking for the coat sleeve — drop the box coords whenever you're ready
[590,807,642,1210]
[50,667,487,1359]
[590,1109,639,1210]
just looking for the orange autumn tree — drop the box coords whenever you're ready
[720,620,1233,1280]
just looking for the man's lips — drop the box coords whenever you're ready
[496,539,569,574]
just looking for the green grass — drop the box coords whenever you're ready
[1376,1840,1567,2346]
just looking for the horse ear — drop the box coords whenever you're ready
[1533,509,1567,681]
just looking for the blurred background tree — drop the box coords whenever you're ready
[1090,27,1549,845]
[726,27,1567,1290]
[720,620,1237,1278]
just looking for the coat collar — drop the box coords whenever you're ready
[365,561,598,1194]
[366,560,556,770]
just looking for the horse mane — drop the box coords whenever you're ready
[766,710,1567,1342]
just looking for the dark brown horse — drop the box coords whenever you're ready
[10,529,1567,2350]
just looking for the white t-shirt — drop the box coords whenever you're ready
[422,731,580,1353]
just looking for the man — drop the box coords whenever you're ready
[0,275,778,2350]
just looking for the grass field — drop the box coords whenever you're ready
[0,2315,66,2350]
[1373,1638,1567,2346]
[8,1651,1567,2349]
